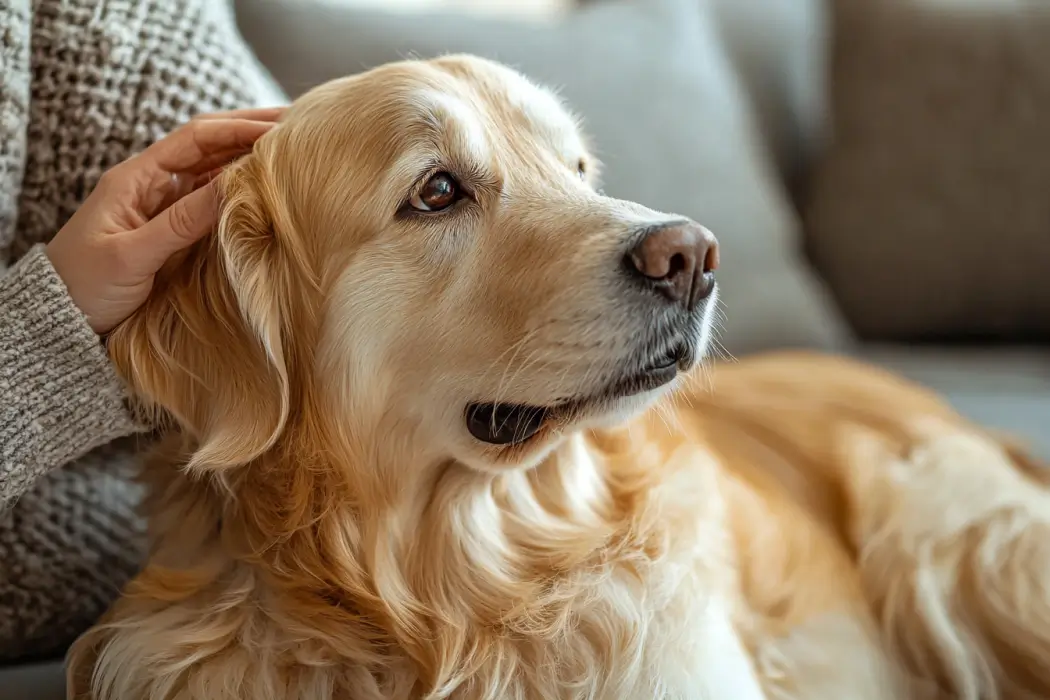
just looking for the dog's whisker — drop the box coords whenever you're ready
[491,346,549,415]
[481,327,540,390]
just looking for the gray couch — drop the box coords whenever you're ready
[3,0,1046,695]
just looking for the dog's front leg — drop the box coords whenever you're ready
[747,612,910,700]
[696,598,769,700]
[652,595,769,700]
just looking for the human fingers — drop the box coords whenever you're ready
[135,117,277,174]
[192,106,287,123]
[192,167,225,191]
[119,144,251,223]
[185,145,257,176]
[143,171,199,221]
[125,180,222,272]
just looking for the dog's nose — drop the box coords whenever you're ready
[626,221,719,309]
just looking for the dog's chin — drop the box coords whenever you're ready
[464,335,704,452]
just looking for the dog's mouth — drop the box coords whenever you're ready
[465,341,693,446]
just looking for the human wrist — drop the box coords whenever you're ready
[0,246,140,505]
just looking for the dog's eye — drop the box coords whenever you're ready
[409,172,460,212]
[577,159,587,179]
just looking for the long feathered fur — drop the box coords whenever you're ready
[70,56,1050,700]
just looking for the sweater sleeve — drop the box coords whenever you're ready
[0,245,140,510]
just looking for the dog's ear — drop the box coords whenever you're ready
[108,153,306,472]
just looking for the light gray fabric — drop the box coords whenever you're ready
[708,0,829,190]
[0,248,137,511]
[861,345,1050,460]
[576,0,831,188]
[233,0,853,356]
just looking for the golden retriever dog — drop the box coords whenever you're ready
[69,55,1050,700]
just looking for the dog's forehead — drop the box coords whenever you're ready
[470,64,576,136]
[421,56,583,151]
[283,59,589,189]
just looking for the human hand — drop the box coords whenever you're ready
[46,107,285,335]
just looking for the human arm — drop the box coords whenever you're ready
[0,248,135,510]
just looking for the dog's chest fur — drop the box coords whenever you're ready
[375,433,762,700]
[80,432,764,700]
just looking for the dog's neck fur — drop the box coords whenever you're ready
[130,407,729,698]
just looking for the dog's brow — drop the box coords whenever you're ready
[410,89,490,166]
[500,76,582,153]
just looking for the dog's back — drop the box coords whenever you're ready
[673,351,1050,699]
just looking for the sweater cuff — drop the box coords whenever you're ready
[0,245,140,507]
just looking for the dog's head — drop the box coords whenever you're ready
[110,55,720,475]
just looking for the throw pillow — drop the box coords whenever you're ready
[804,0,1050,341]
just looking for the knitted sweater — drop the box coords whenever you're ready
[0,0,284,661]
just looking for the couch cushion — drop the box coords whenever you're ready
[0,659,65,700]
[804,0,1050,342]
[707,0,829,191]
[233,0,852,356]
[860,345,1050,460]
[577,0,830,189]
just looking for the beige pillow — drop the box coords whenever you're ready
[805,0,1050,341]
[234,0,852,355]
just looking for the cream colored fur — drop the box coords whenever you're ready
[68,56,1050,700]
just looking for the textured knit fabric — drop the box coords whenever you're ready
[804,0,1050,341]
[0,247,138,509]
[0,0,284,661]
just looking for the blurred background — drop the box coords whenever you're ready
[306,0,571,15]
[3,0,1048,694]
